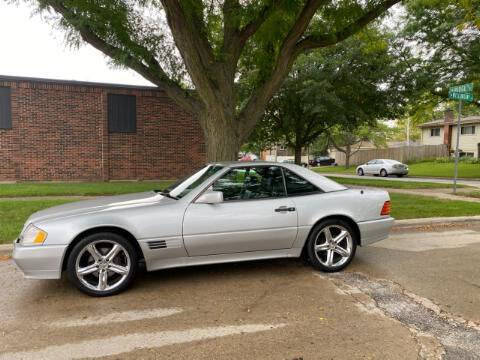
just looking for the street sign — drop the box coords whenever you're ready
[449,83,473,93]
[448,91,474,102]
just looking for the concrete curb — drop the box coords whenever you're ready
[0,244,12,257]
[1,215,480,257]
[393,215,480,228]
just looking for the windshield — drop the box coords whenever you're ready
[164,165,224,199]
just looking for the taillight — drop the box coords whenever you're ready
[381,201,391,216]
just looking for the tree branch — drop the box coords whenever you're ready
[47,1,200,113]
[223,1,279,76]
[350,141,363,156]
[161,0,222,105]
[328,135,347,154]
[296,0,401,52]
[238,0,327,138]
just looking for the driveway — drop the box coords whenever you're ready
[1,226,480,359]
[318,173,480,188]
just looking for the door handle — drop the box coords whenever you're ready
[275,206,296,212]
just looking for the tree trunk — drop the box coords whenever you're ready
[201,110,241,162]
[345,144,351,168]
[294,145,302,165]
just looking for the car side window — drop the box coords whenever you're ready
[212,166,286,201]
[376,160,383,164]
[283,169,321,196]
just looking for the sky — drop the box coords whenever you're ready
[0,2,153,86]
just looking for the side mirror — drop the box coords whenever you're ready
[196,191,224,204]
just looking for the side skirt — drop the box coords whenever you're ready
[146,248,303,272]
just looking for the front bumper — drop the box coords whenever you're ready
[12,239,67,279]
[357,217,394,246]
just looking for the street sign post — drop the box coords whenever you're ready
[448,83,474,194]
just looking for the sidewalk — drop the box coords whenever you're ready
[318,173,480,188]
[382,188,480,203]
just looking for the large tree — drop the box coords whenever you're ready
[248,26,403,164]
[394,0,480,124]
[29,0,401,161]
[328,122,391,168]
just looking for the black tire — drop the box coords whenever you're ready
[357,168,364,176]
[380,169,388,177]
[67,232,138,297]
[306,219,357,273]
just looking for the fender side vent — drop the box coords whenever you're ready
[147,240,167,249]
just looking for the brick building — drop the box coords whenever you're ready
[0,75,205,181]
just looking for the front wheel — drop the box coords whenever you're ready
[67,232,138,297]
[307,219,357,272]
[380,169,388,177]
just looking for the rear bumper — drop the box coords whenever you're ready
[390,169,409,175]
[357,217,394,246]
[12,240,67,279]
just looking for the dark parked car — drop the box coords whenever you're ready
[310,156,336,167]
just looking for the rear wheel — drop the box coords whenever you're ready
[357,168,364,176]
[307,219,357,272]
[380,169,388,177]
[67,232,138,297]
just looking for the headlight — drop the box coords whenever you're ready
[20,224,47,246]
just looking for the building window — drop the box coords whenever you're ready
[461,125,475,135]
[430,128,440,137]
[460,152,474,158]
[108,94,136,133]
[0,87,12,129]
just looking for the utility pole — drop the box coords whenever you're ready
[453,100,462,194]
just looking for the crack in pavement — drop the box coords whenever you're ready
[316,272,480,360]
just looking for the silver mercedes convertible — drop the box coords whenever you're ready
[13,162,393,296]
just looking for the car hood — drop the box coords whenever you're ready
[27,191,175,225]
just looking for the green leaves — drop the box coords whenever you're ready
[247,25,403,153]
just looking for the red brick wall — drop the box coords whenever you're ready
[0,77,205,181]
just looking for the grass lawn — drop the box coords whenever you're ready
[2,193,480,244]
[408,162,480,179]
[327,176,460,189]
[0,199,75,244]
[0,181,174,197]
[313,166,356,174]
[455,191,480,199]
[390,193,480,220]
[314,162,480,179]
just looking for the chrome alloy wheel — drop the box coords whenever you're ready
[75,240,131,292]
[314,225,353,268]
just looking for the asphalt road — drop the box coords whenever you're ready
[1,226,480,359]
[317,173,480,188]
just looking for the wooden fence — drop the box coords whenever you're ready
[333,144,449,166]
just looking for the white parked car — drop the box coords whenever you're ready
[356,159,409,177]
[13,162,394,296]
